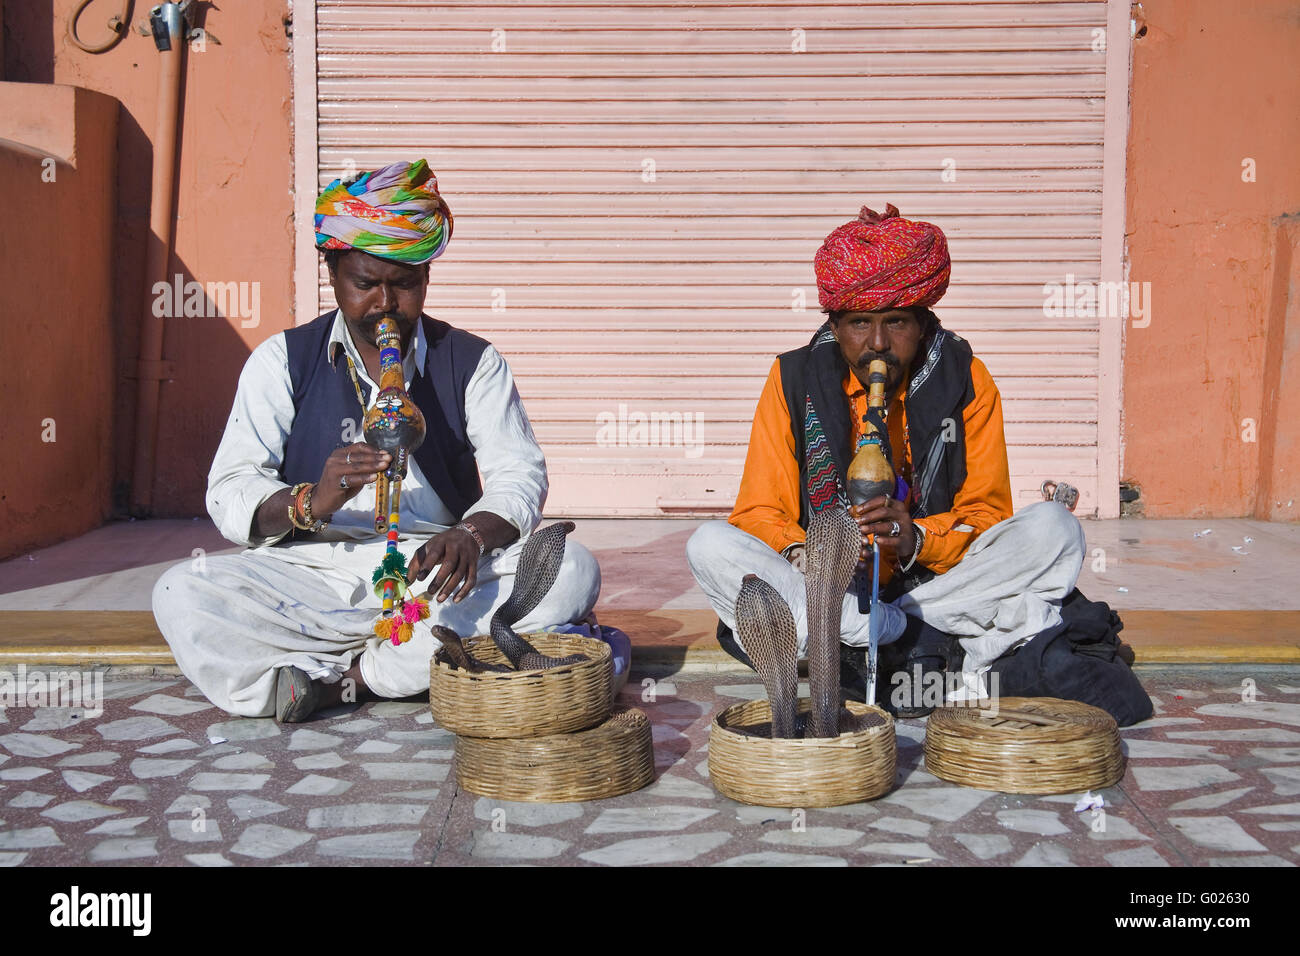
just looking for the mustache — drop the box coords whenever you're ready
[855,352,901,369]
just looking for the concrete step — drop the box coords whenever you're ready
[2,516,1298,672]
[2,607,1296,673]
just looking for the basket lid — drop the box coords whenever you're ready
[927,697,1118,742]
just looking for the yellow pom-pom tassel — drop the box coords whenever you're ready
[410,596,430,621]
[396,621,414,644]
[373,616,395,640]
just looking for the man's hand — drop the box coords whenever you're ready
[407,512,519,604]
[311,443,391,517]
[406,526,482,604]
[850,496,916,564]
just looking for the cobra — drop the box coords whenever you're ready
[735,574,799,738]
[433,521,588,672]
[733,504,860,739]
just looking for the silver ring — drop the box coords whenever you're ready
[889,521,901,537]
[340,475,350,490]
[346,451,352,465]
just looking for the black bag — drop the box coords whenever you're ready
[986,589,1153,727]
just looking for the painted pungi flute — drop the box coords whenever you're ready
[845,358,905,705]
[365,315,431,644]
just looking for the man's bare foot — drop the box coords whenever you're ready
[315,657,372,710]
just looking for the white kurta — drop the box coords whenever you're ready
[153,311,601,717]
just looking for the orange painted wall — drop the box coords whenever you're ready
[1123,0,1300,519]
[0,84,117,561]
[2,1,294,520]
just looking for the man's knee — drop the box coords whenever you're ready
[151,561,199,622]
[1022,499,1085,540]
[554,539,601,617]
[685,520,737,576]
[1017,500,1086,558]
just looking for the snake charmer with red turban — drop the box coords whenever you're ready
[713,198,1012,635]
[685,198,1123,726]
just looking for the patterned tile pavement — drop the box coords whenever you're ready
[1,667,1298,866]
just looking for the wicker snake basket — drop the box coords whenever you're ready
[429,633,612,739]
[708,698,897,807]
[454,707,656,802]
[923,696,1125,794]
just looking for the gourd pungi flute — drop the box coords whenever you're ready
[365,315,430,644]
[845,358,895,705]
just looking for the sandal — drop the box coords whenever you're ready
[274,665,318,723]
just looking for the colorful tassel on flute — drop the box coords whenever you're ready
[373,592,430,646]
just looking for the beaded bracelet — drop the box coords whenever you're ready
[301,483,328,532]
[288,482,313,531]
[287,482,327,533]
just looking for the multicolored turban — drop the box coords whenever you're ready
[315,159,453,265]
[813,204,950,312]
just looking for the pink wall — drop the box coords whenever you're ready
[0,84,117,560]
[2,1,294,520]
[1123,0,1300,519]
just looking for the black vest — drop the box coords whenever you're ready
[777,326,976,598]
[279,311,488,530]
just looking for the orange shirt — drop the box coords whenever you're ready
[729,354,1013,579]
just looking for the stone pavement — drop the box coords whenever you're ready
[2,666,1298,867]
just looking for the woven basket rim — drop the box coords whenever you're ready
[926,696,1118,738]
[430,632,611,678]
[713,698,894,746]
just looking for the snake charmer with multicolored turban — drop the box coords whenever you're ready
[153,159,602,725]
[687,202,1095,717]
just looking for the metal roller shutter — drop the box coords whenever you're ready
[297,0,1128,518]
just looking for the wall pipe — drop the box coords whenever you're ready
[130,2,187,516]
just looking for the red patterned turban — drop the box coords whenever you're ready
[814,204,951,312]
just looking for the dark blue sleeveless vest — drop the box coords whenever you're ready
[279,311,488,528]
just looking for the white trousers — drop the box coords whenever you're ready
[685,501,1086,677]
[152,535,602,717]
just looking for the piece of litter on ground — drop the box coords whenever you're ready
[906,858,933,865]
[1244,537,1253,544]
[1116,587,1129,593]
[1231,546,1249,554]
[1073,791,1104,813]
[1193,529,1213,538]
[207,736,228,746]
